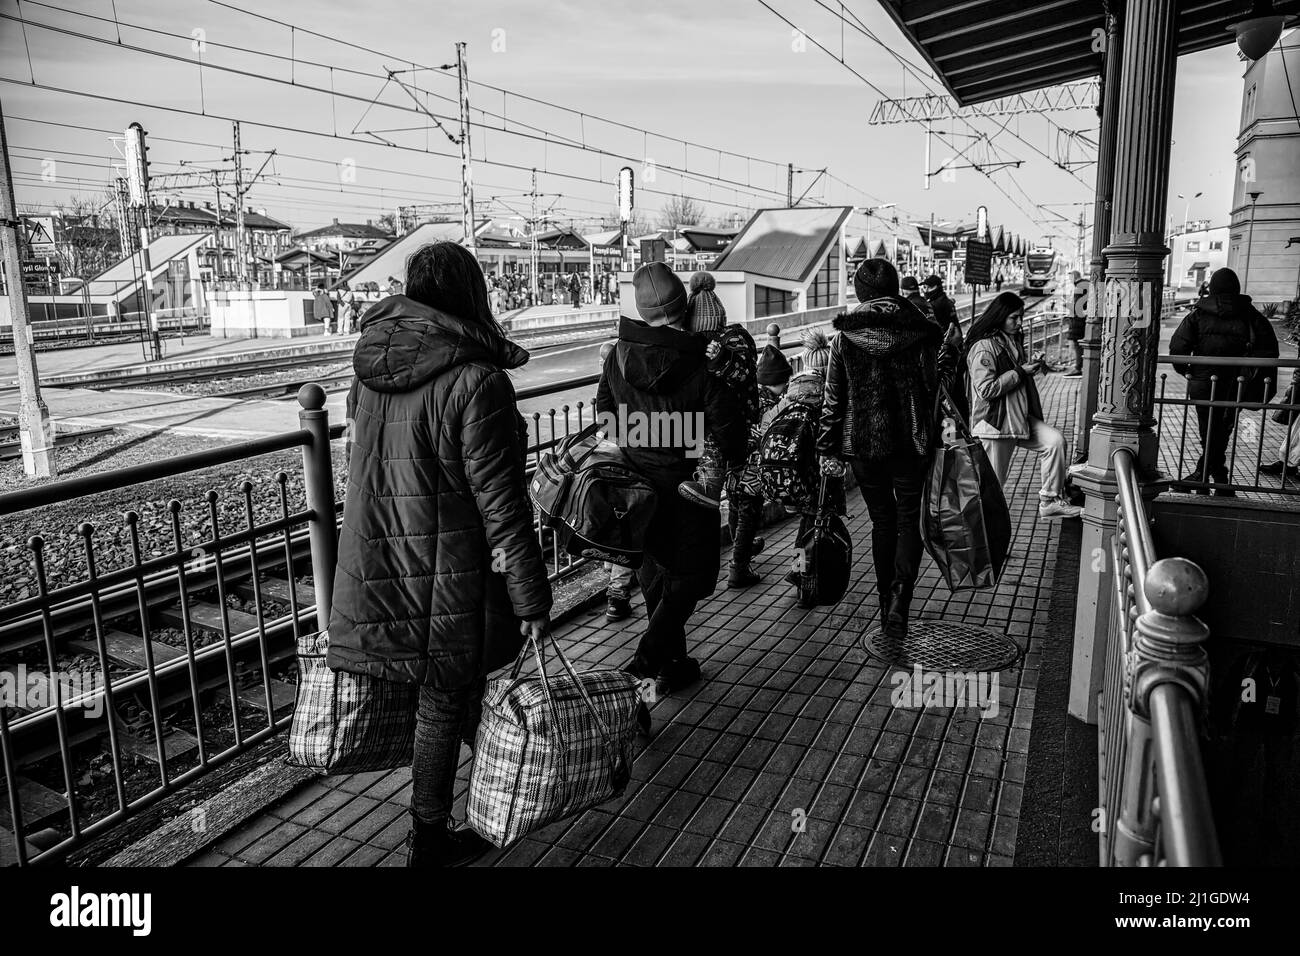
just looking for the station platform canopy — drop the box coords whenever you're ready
[875,0,1253,105]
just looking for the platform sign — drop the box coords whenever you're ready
[640,237,666,264]
[964,239,993,286]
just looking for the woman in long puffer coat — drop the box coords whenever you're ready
[328,241,552,867]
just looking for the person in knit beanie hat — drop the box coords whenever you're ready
[756,344,793,391]
[801,328,831,375]
[686,271,726,334]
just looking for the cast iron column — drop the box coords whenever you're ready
[1069,0,1179,723]
[1073,5,1123,464]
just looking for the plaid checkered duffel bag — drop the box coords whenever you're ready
[287,629,419,774]
[467,633,639,848]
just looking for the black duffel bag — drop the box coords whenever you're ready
[793,475,853,608]
[529,422,657,568]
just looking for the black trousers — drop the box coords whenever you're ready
[1189,379,1239,480]
[632,492,720,676]
[852,454,928,606]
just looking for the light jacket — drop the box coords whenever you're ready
[967,331,1042,441]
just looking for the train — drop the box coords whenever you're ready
[1023,246,1058,295]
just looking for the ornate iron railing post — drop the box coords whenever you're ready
[297,383,337,633]
[1113,556,1215,866]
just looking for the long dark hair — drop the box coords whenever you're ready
[965,291,1026,355]
[404,241,508,343]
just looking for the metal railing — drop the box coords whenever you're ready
[1097,447,1221,866]
[0,368,610,865]
[1156,355,1300,497]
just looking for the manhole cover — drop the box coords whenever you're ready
[861,619,1022,671]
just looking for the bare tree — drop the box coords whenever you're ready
[25,191,123,281]
[375,211,398,234]
[657,195,704,231]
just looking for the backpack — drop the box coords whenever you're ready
[758,401,818,508]
[530,423,657,568]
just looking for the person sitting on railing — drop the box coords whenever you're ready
[328,241,553,868]
[1260,364,1300,480]
[1169,267,1279,497]
[964,291,1083,520]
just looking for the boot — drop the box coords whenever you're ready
[405,813,493,867]
[679,454,726,508]
[728,501,762,588]
[884,581,910,638]
[657,656,702,695]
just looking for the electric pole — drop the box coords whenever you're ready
[787,163,794,208]
[456,42,478,262]
[214,171,225,277]
[233,121,246,284]
[529,167,538,302]
[0,99,56,477]
[125,121,162,361]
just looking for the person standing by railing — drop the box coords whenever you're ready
[1169,267,1279,496]
[964,291,1082,519]
[328,241,553,867]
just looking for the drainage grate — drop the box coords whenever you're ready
[861,619,1023,671]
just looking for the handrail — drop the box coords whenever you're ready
[1158,354,1300,368]
[1149,684,1223,866]
[1100,447,1220,867]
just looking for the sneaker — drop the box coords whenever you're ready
[1063,369,1082,378]
[678,479,720,509]
[1180,471,1211,496]
[1039,496,1083,519]
[605,596,632,621]
[1260,460,1287,475]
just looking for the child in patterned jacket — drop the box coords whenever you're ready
[678,272,760,509]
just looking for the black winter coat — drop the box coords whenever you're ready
[925,289,961,334]
[817,296,957,461]
[596,316,748,493]
[1169,293,1279,403]
[327,296,552,688]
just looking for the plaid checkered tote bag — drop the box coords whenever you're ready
[287,629,418,774]
[467,633,639,848]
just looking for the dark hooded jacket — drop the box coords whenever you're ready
[924,286,960,334]
[596,315,748,492]
[327,295,551,688]
[817,296,957,460]
[1169,293,1279,402]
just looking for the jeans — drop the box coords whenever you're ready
[727,492,764,571]
[606,562,635,600]
[853,454,927,607]
[981,417,1068,500]
[411,678,485,826]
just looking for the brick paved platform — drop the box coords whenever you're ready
[187,375,1083,868]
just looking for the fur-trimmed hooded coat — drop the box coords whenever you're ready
[816,296,957,461]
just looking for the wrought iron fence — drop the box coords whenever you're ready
[0,370,612,866]
[1155,355,1300,497]
[1097,447,1220,866]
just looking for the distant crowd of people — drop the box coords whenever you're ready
[485,270,620,314]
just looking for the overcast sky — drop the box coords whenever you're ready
[1,0,1249,250]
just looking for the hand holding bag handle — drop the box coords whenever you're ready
[504,627,629,789]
